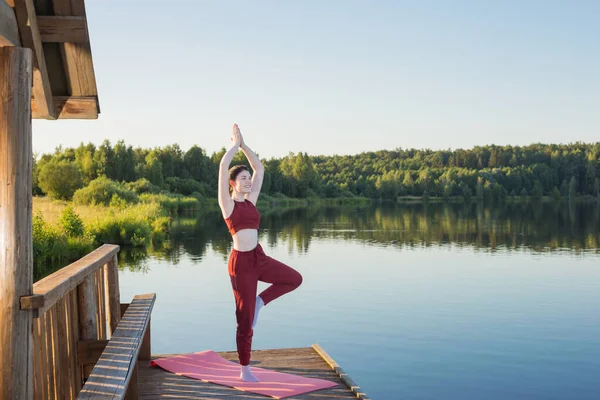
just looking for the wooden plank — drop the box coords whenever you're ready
[313,344,371,400]
[20,244,120,313]
[34,312,50,400]
[13,0,56,119]
[78,294,156,399]
[43,43,69,95]
[52,0,98,98]
[37,15,87,43]
[49,306,59,399]
[21,294,45,310]
[106,255,121,336]
[55,299,69,399]
[78,274,98,379]
[44,310,55,400]
[69,290,83,397]
[96,266,107,339]
[139,317,151,361]
[32,95,98,119]
[0,0,20,46]
[33,315,42,399]
[0,46,34,400]
[124,365,139,400]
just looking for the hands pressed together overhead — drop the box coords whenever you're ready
[230,124,245,149]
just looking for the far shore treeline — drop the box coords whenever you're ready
[34,141,600,203]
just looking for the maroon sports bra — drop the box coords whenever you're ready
[224,200,260,235]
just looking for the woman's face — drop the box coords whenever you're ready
[231,170,252,194]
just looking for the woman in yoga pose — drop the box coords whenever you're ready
[218,124,303,382]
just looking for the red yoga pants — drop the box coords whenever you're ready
[228,243,303,366]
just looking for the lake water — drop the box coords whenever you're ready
[118,202,600,400]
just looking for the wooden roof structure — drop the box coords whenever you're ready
[1,0,99,119]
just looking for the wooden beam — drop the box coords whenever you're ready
[0,46,34,400]
[78,275,98,378]
[0,0,20,46]
[20,294,44,310]
[20,244,118,313]
[37,16,87,43]
[13,0,56,119]
[106,255,121,336]
[31,95,98,119]
[53,0,98,97]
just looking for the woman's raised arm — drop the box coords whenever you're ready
[218,126,242,218]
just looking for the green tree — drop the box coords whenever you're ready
[402,171,414,195]
[94,139,114,178]
[184,145,209,183]
[520,188,528,199]
[74,143,98,183]
[560,180,569,197]
[38,160,83,200]
[113,140,136,182]
[476,177,484,200]
[281,152,315,196]
[569,176,577,200]
[552,186,561,201]
[375,170,402,200]
[532,180,543,200]
[60,206,85,237]
[145,151,164,187]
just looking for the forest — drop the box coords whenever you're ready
[34,140,600,203]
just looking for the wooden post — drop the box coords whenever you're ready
[0,46,34,400]
[77,275,98,380]
[139,317,151,361]
[105,254,121,335]
[124,365,139,400]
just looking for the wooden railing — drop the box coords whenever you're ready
[21,244,122,399]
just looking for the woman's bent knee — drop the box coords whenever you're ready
[294,271,303,288]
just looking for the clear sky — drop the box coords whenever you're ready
[32,0,599,158]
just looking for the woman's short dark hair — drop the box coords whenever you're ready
[229,165,250,194]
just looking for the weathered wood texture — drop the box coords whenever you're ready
[32,95,98,119]
[37,15,88,43]
[106,254,121,336]
[139,347,363,399]
[13,0,56,119]
[78,294,156,399]
[31,288,111,399]
[78,274,98,378]
[26,245,124,399]
[52,0,98,99]
[21,244,120,313]
[3,0,100,118]
[0,46,34,400]
[0,0,20,46]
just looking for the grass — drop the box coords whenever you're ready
[31,194,202,280]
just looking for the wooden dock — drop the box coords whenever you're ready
[139,346,368,399]
[8,243,370,399]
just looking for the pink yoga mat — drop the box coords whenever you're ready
[150,350,338,399]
